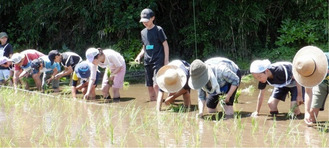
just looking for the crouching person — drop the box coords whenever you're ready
[250,59,304,117]
[10,49,45,90]
[188,57,241,117]
[47,50,82,79]
[156,60,191,111]
[85,48,126,101]
[292,46,328,125]
[30,55,61,92]
[71,61,100,99]
[0,57,14,86]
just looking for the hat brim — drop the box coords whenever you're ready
[188,66,210,90]
[156,65,187,93]
[139,18,150,23]
[292,46,328,88]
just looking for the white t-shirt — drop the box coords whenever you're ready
[98,49,125,70]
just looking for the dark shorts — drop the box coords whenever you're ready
[144,63,164,87]
[183,76,191,92]
[206,70,241,108]
[271,86,305,101]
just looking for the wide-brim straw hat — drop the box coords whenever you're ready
[156,65,187,93]
[188,59,210,90]
[292,45,328,87]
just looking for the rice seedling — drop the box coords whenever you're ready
[234,89,241,103]
[1,85,328,147]
[128,61,142,71]
[241,74,254,84]
[123,82,130,90]
[60,85,72,95]
[241,85,255,95]
[251,117,259,134]
[0,138,15,147]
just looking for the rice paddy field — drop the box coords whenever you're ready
[0,76,328,147]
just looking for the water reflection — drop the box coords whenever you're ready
[0,83,328,147]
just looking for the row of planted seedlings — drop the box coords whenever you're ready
[1,73,328,147]
[0,86,204,147]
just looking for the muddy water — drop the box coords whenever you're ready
[0,81,328,147]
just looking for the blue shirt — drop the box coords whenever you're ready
[40,56,61,72]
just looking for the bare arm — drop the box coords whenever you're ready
[55,66,73,79]
[72,86,77,99]
[156,91,164,111]
[13,70,20,89]
[224,85,238,103]
[164,89,188,105]
[134,45,145,64]
[295,81,304,105]
[304,88,313,115]
[84,78,95,100]
[163,40,169,65]
[251,89,266,117]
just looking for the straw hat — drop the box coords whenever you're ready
[188,59,210,90]
[156,65,187,93]
[292,46,328,87]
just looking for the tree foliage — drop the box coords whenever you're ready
[1,0,328,69]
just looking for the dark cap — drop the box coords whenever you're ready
[48,50,60,65]
[74,61,90,78]
[140,8,154,23]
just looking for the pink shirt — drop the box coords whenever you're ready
[14,49,45,71]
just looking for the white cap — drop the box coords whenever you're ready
[11,53,25,64]
[250,59,271,73]
[85,48,99,63]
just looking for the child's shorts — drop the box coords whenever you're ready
[102,64,126,89]
[271,86,304,102]
[144,63,163,87]
[311,81,328,111]
[0,69,11,81]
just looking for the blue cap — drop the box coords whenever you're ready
[74,61,90,78]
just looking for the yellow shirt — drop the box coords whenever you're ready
[72,72,79,81]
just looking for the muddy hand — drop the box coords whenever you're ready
[251,111,259,117]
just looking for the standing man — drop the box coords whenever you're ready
[134,8,169,101]
[0,32,13,85]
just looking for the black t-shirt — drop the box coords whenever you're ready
[0,43,13,69]
[258,62,295,89]
[61,52,82,68]
[141,25,167,65]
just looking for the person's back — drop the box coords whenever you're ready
[99,49,125,69]
[61,51,82,68]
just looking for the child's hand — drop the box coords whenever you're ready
[251,111,259,117]
[297,97,304,106]
[83,93,90,100]
[134,56,141,64]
